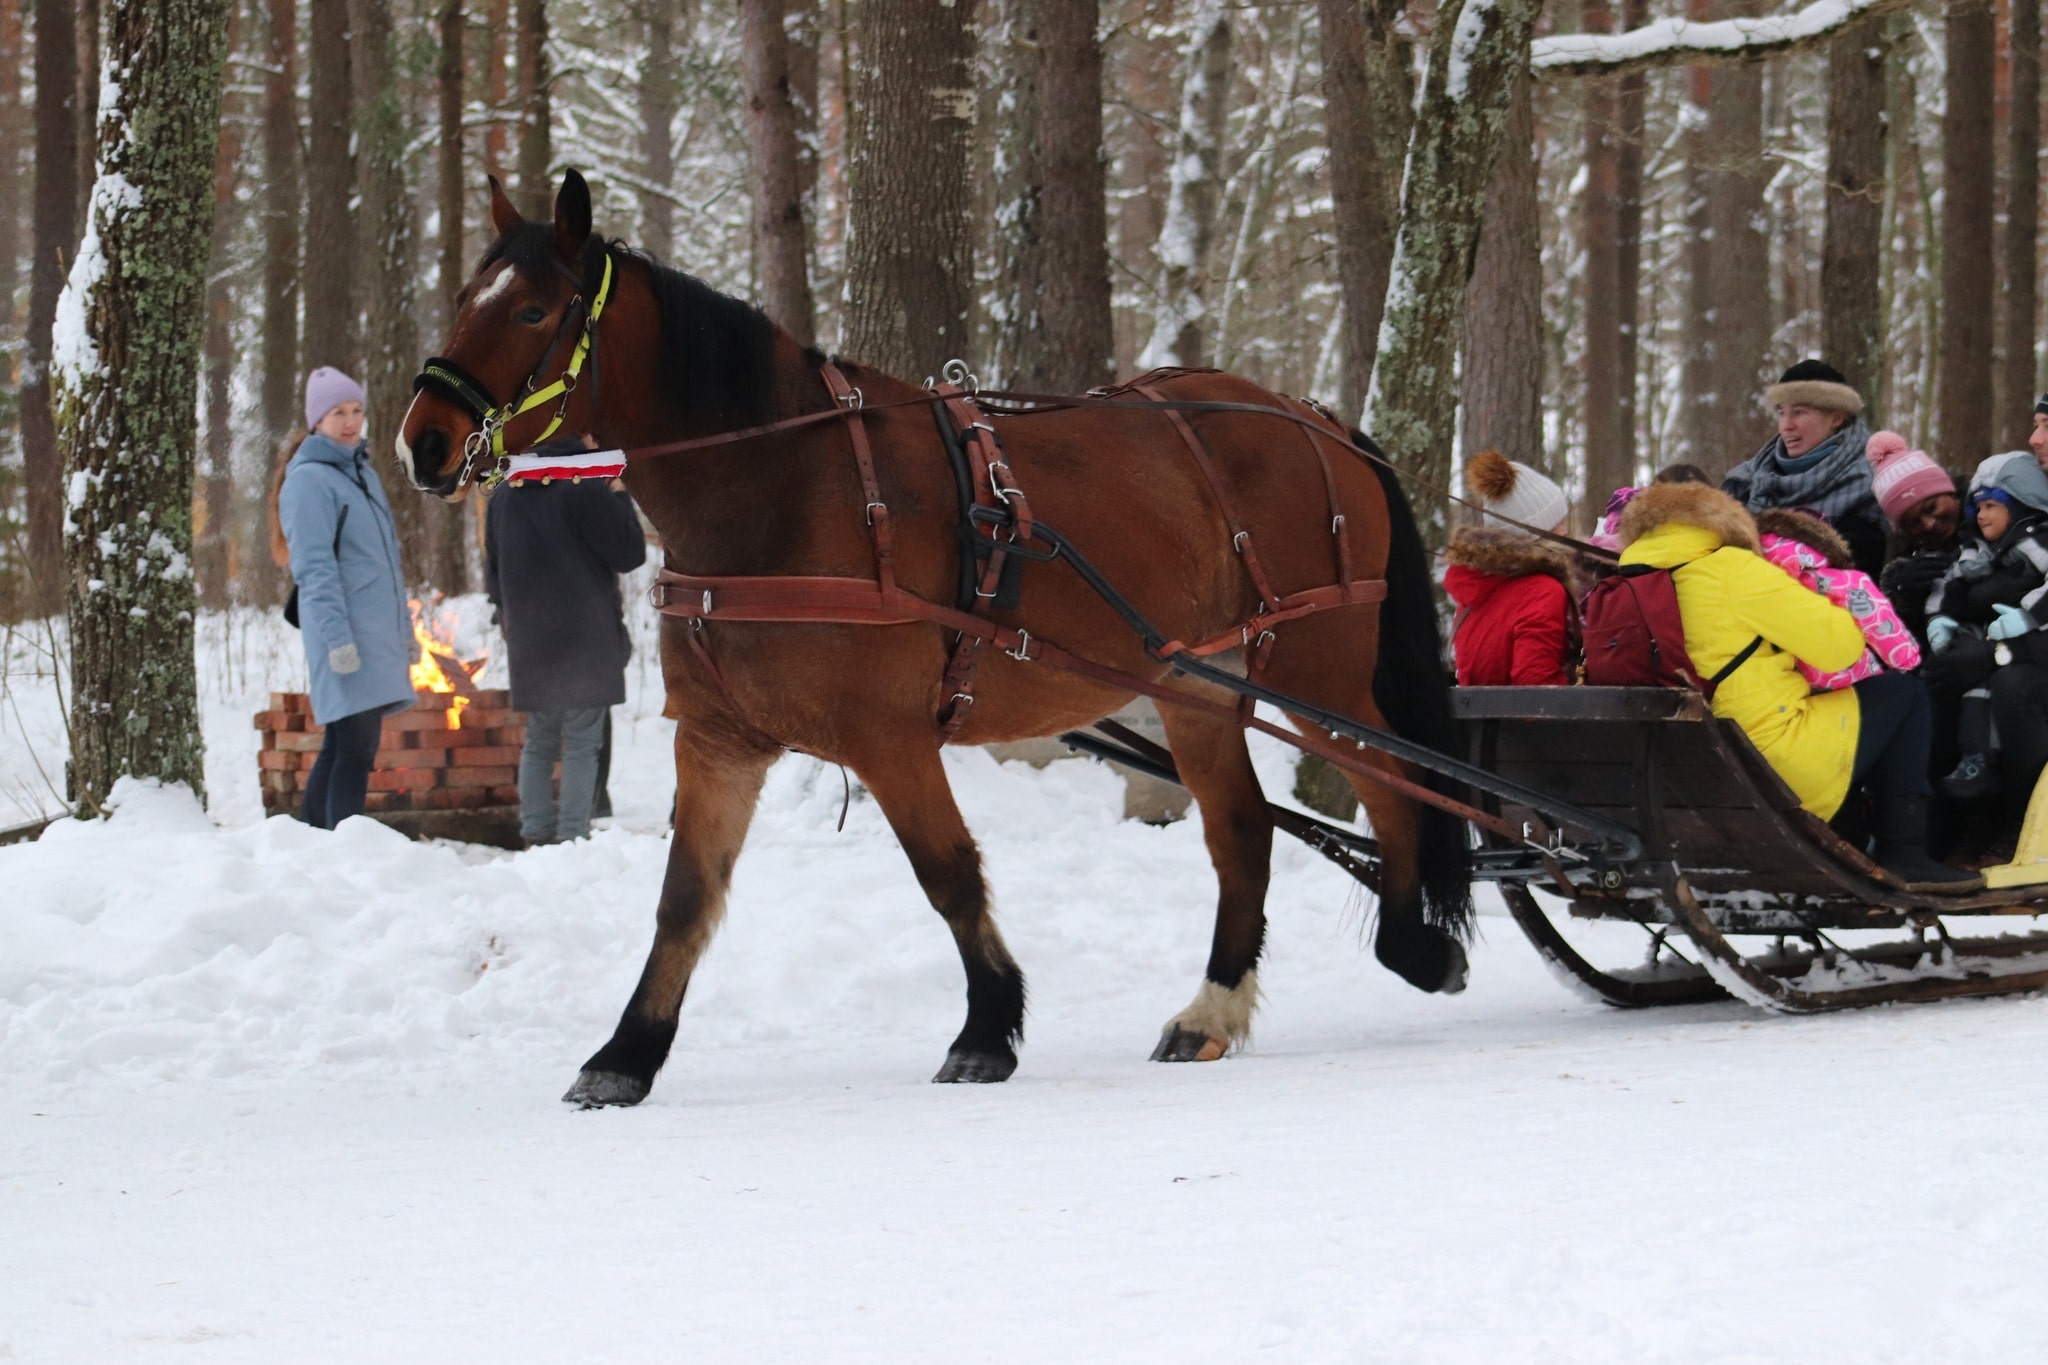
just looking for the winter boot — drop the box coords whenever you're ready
[1874,795,1985,894]
[1938,691,2001,800]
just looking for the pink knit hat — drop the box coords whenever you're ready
[1866,430,1955,526]
[304,366,366,430]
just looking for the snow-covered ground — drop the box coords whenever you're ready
[7,600,2048,1362]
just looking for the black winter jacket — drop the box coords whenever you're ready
[485,478,649,712]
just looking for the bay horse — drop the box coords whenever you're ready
[399,171,1472,1107]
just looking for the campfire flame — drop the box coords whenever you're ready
[407,598,485,729]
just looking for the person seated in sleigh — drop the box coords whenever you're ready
[1445,451,1578,687]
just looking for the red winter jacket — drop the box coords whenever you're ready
[1444,527,1578,686]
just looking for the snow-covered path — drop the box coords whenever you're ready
[7,605,2048,1360]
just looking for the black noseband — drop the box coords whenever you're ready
[412,356,502,427]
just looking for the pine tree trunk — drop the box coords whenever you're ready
[56,0,229,812]
[1614,0,1647,468]
[1460,72,1544,474]
[484,0,510,178]
[304,0,356,370]
[1999,0,2040,444]
[1320,0,1413,419]
[514,0,551,217]
[788,0,819,202]
[0,0,22,360]
[842,0,978,375]
[1138,2,1230,370]
[438,0,466,331]
[249,0,297,605]
[1822,18,1887,417]
[1940,0,1995,465]
[21,0,79,617]
[1679,0,1770,477]
[74,0,98,227]
[1365,0,1542,544]
[989,0,1111,391]
[1582,0,1627,505]
[639,0,677,261]
[199,54,240,612]
[741,0,817,344]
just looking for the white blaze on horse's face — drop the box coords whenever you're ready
[472,259,520,311]
[394,393,422,485]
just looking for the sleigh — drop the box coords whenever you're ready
[1074,685,2048,1013]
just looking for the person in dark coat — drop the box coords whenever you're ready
[485,437,648,843]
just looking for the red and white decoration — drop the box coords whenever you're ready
[501,448,628,485]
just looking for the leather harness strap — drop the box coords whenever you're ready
[657,364,1389,746]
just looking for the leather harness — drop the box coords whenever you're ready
[646,363,1390,744]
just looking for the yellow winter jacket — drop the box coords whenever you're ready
[1617,483,1869,818]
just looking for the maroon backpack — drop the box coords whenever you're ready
[1581,564,1760,697]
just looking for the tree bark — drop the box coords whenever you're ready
[843,0,978,375]
[1822,17,1887,417]
[55,0,229,811]
[1320,0,1412,418]
[638,0,677,260]
[740,0,817,343]
[514,0,551,217]
[1460,72,1544,474]
[1940,0,1996,465]
[438,0,466,332]
[0,0,22,352]
[21,0,80,617]
[1679,0,1771,477]
[1138,1,1231,370]
[484,0,510,178]
[75,0,97,228]
[1366,0,1543,544]
[304,0,356,370]
[1999,0,2040,444]
[989,0,1112,391]
[1582,0,1627,505]
[1615,0,1647,470]
[199,34,240,612]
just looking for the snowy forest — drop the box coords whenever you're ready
[1,0,2045,797]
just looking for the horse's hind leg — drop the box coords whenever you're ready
[564,731,775,1108]
[1150,703,1273,1062]
[853,746,1026,1083]
[1340,748,1469,995]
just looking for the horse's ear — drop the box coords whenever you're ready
[554,169,592,262]
[488,175,522,239]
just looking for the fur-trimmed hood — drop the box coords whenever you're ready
[1445,525,1577,584]
[1754,506,1852,568]
[1615,481,1761,554]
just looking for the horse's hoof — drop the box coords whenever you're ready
[562,1069,650,1108]
[1438,940,1470,994]
[1150,1026,1227,1063]
[932,1048,1017,1083]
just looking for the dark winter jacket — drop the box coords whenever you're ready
[1443,527,1578,687]
[278,433,417,725]
[485,477,649,712]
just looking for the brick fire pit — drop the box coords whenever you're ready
[254,690,527,846]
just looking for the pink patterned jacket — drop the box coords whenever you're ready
[1759,533,1922,690]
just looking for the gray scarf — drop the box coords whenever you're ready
[1721,416,1875,528]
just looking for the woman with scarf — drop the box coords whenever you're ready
[1721,359,1889,578]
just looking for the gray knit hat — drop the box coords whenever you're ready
[1464,450,1570,534]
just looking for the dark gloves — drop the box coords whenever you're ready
[1881,552,1948,607]
[1921,634,1995,697]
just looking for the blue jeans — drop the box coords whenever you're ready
[302,708,384,829]
[519,707,608,841]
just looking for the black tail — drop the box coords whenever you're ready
[1352,429,1475,942]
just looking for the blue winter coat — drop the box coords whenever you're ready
[279,433,418,725]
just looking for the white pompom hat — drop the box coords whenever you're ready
[1463,449,1569,534]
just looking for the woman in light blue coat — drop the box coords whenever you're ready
[278,368,416,828]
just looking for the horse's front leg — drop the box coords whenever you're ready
[852,744,1027,1083]
[563,728,774,1108]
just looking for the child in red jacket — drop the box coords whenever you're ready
[1446,451,1578,686]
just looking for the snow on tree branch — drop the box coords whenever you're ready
[1530,0,1913,78]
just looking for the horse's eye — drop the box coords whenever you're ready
[515,306,547,326]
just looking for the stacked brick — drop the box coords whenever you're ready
[254,691,526,819]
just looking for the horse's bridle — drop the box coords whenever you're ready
[412,249,615,494]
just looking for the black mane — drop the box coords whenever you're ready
[476,224,812,430]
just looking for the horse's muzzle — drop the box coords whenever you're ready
[408,426,463,496]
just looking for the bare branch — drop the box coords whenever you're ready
[1531,0,1914,78]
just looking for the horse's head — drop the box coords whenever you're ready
[399,169,610,500]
